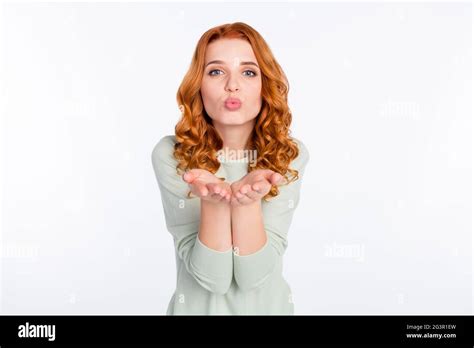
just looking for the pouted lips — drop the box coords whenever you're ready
[224,97,242,111]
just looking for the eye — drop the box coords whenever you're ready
[243,70,257,77]
[208,69,224,76]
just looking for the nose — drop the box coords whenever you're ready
[225,73,240,92]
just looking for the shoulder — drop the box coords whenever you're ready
[152,135,177,156]
[290,136,310,170]
[151,135,178,168]
[151,135,188,195]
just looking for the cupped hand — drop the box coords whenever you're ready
[182,169,232,204]
[230,169,285,207]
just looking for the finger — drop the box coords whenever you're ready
[213,182,231,202]
[271,173,284,185]
[206,183,220,195]
[239,184,252,195]
[234,190,245,200]
[251,180,266,192]
[222,187,232,199]
[222,187,232,201]
[213,188,228,201]
[255,179,272,192]
[261,169,278,182]
[193,181,208,197]
[217,183,232,197]
[235,190,252,205]
[239,183,260,200]
[188,169,205,182]
[244,187,261,200]
[183,172,195,183]
[210,183,231,202]
[230,182,241,195]
[210,192,226,202]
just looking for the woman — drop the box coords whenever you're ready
[152,22,309,315]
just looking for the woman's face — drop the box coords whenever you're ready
[200,38,262,127]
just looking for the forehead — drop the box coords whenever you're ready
[204,38,257,63]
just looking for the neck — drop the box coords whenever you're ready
[213,120,255,153]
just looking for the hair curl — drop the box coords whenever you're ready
[174,22,300,201]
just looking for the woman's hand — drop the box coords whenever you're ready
[230,169,285,207]
[182,169,232,204]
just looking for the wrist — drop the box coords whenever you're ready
[232,199,261,210]
[201,197,231,208]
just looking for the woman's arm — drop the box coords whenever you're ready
[230,140,310,292]
[200,200,233,251]
[231,201,266,256]
[183,170,233,252]
[151,136,233,295]
[230,169,283,255]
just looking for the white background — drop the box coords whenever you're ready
[0,1,471,314]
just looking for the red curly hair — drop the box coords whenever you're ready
[174,22,300,201]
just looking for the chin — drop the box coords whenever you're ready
[213,114,247,125]
[218,120,248,126]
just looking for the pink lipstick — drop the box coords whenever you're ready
[224,97,242,111]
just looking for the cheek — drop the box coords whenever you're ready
[200,81,209,101]
[201,81,223,119]
[200,84,212,109]
[201,81,219,104]
[249,82,262,107]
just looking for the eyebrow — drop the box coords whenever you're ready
[205,60,260,69]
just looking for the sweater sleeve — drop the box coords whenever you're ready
[151,135,233,295]
[232,138,310,292]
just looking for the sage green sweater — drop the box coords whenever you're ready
[151,135,309,315]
